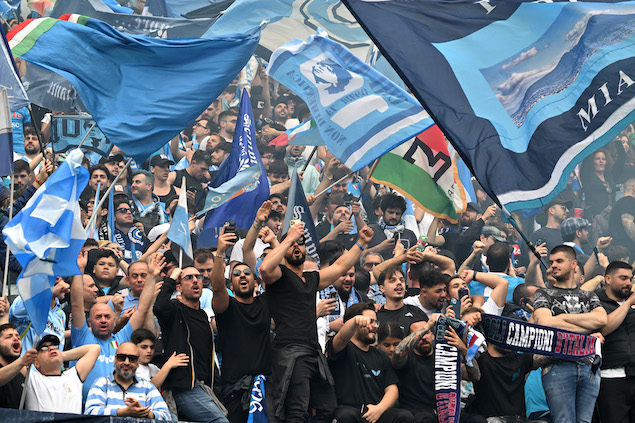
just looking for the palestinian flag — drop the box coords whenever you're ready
[269,118,325,146]
[370,125,468,223]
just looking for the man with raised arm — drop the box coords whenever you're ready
[259,222,374,422]
[532,245,608,423]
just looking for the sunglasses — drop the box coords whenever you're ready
[39,344,59,352]
[363,262,380,268]
[182,274,204,281]
[115,208,132,214]
[232,268,252,277]
[115,354,139,363]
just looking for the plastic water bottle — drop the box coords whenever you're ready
[416,235,428,252]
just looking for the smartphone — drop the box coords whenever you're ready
[399,239,410,250]
[290,219,301,228]
[458,288,470,300]
[223,221,236,234]
[361,405,369,415]
[449,298,461,318]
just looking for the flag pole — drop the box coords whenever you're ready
[2,176,15,299]
[18,333,37,409]
[301,146,318,172]
[83,157,132,232]
[179,248,183,269]
[313,171,354,199]
[501,207,549,271]
[76,122,97,150]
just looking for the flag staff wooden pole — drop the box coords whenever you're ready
[301,146,318,172]
[83,157,132,232]
[312,171,354,199]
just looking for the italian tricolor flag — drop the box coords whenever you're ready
[370,125,468,222]
[269,118,324,146]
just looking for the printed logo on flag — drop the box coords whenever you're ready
[300,53,363,106]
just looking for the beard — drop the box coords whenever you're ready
[115,366,135,381]
[0,344,19,363]
[286,251,306,266]
[613,286,633,300]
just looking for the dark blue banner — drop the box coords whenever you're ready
[434,316,461,423]
[51,115,112,157]
[282,170,320,265]
[342,0,635,212]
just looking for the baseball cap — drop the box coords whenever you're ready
[99,153,124,164]
[560,218,591,239]
[36,334,60,351]
[466,202,483,215]
[150,154,174,167]
[481,226,506,242]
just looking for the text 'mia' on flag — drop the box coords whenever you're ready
[343,0,635,212]
[7,14,259,164]
[0,89,14,176]
[198,89,270,249]
[266,29,434,172]
[370,125,468,223]
[2,148,88,334]
[269,118,325,147]
[167,176,193,258]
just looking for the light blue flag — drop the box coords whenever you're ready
[267,29,433,171]
[167,177,193,257]
[196,164,262,217]
[9,14,259,164]
[2,149,88,334]
[198,89,270,249]
[0,25,28,113]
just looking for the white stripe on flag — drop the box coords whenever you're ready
[8,18,44,49]
[29,194,69,224]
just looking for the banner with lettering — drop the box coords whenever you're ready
[247,374,268,423]
[343,0,635,212]
[480,314,600,361]
[434,316,461,423]
[51,115,112,157]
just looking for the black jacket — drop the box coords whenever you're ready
[154,277,213,390]
[597,289,635,375]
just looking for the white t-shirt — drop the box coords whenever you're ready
[136,363,160,381]
[25,366,83,414]
[229,238,269,263]
[404,295,437,318]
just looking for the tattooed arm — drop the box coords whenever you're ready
[392,314,439,370]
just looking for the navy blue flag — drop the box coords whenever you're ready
[434,316,461,423]
[198,89,270,248]
[51,115,112,157]
[282,170,320,265]
[22,62,87,113]
[343,0,635,212]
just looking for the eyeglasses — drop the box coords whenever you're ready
[363,262,380,268]
[115,208,132,214]
[39,345,59,352]
[115,354,139,363]
[182,274,204,281]
[232,268,252,277]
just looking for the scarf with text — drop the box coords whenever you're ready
[434,316,462,423]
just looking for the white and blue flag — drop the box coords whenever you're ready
[267,29,433,171]
[196,164,262,217]
[2,149,88,334]
[167,177,193,258]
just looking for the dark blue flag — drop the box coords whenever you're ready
[343,0,635,212]
[51,115,112,157]
[282,170,320,265]
[198,89,270,248]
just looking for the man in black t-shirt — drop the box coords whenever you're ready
[212,229,272,423]
[326,302,413,423]
[260,223,374,422]
[376,266,427,333]
[0,323,37,408]
[391,317,484,423]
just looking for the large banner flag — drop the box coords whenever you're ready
[22,62,87,113]
[370,125,468,223]
[282,170,320,264]
[8,14,258,164]
[0,90,14,176]
[343,0,635,212]
[0,25,28,113]
[267,30,434,171]
[167,177,193,258]
[201,0,372,59]
[51,115,112,157]
[198,89,270,248]
[2,149,88,334]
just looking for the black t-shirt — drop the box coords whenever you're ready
[174,169,208,194]
[216,296,272,388]
[395,352,435,413]
[326,341,398,407]
[533,286,602,316]
[473,351,534,418]
[376,304,427,333]
[0,363,24,409]
[266,265,320,349]
[182,304,214,385]
[609,195,635,255]
[315,220,357,249]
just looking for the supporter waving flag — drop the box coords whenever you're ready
[343,0,635,212]
[8,14,258,164]
[266,29,434,171]
[2,149,88,334]
[167,177,193,258]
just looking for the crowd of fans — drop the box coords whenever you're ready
[0,31,634,423]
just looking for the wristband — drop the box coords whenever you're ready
[35,178,45,185]
[473,270,478,281]
[593,246,599,258]
[355,241,365,251]
[214,253,224,260]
